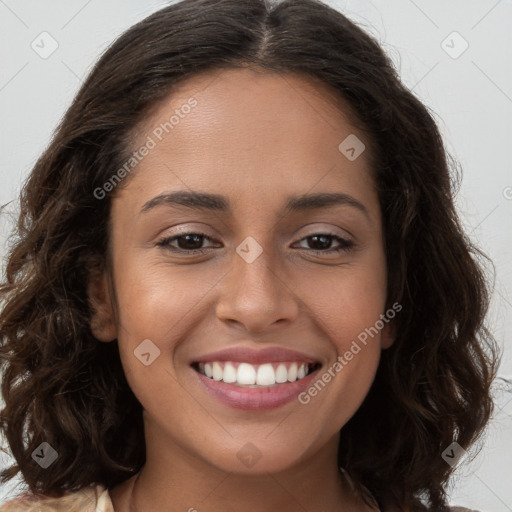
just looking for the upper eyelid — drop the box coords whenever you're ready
[157,222,355,240]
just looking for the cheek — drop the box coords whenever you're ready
[110,253,219,403]
[112,252,211,343]
[290,261,386,412]
[293,258,387,343]
[291,283,385,436]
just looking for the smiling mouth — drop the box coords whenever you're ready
[191,361,322,388]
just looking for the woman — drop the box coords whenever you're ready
[0,0,499,510]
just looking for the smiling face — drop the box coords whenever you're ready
[89,67,392,475]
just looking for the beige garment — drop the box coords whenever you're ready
[0,484,112,512]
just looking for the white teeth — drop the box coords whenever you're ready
[237,363,256,384]
[197,361,313,386]
[223,362,237,383]
[212,362,223,381]
[287,363,298,382]
[256,363,275,386]
[275,364,288,383]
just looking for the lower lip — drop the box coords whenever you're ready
[193,366,321,410]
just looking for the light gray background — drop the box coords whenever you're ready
[0,0,511,510]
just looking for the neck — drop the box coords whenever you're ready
[111,432,377,512]
[126,467,363,512]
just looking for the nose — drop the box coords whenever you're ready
[215,244,300,333]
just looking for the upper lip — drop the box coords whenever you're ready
[191,346,320,365]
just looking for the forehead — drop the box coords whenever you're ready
[117,67,376,217]
[136,66,365,157]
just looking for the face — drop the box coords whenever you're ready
[89,67,392,475]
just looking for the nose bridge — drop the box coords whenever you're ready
[215,236,299,330]
[236,238,281,294]
[233,235,286,301]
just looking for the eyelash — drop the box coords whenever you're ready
[155,231,355,255]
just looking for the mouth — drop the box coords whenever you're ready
[191,361,322,387]
[190,360,323,410]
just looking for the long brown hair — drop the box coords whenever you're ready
[0,0,500,510]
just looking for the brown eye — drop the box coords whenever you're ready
[156,232,216,253]
[295,233,355,253]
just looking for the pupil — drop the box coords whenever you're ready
[180,234,202,250]
[310,235,331,250]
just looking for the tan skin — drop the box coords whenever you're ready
[88,67,395,512]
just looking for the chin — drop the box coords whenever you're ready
[197,437,313,475]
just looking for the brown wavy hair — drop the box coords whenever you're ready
[0,0,500,510]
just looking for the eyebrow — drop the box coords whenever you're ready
[140,190,369,218]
